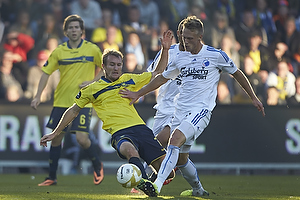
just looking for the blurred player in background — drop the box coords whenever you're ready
[31,15,104,186]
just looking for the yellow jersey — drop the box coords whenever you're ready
[75,72,152,134]
[42,39,102,107]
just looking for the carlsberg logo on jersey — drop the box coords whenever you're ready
[179,67,209,79]
[179,58,210,80]
[179,68,209,80]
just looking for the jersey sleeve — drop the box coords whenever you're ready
[217,50,238,74]
[162,55,180,80]
[74,85,93,108]
[147,50,161,72]
[42,48,59,75]
[147,44,178,72]
[129,72,152,91]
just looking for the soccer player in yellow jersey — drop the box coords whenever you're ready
[31,15,104,186]
[39,31,174,197]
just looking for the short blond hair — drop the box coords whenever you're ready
[102,49,123,66]
[184,15,204,35]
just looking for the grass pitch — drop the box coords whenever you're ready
[0,174,299,200]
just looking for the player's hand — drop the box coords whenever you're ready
[252,98,265,117]
[31,97,41,110]
[40,133,56,147]
[119,88,139,105]
[160,30,174,51]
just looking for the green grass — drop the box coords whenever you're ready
[0,174,300,200]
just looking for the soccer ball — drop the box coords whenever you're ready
[116,163,142,188]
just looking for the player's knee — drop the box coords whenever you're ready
[119,141,139,159]
[169,130,186,147]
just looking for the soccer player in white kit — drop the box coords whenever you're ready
[120,16,265,197]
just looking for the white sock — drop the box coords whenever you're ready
[154,145,179,193]
[178,159,203,190]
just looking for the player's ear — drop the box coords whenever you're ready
[199,34,203,41]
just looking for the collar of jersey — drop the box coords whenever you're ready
[67,39,83,49]
[101,76,112,83]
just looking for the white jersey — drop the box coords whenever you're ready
[148,43,182,116]
[162,45,238,112]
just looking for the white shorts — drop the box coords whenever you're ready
[152,112,173,136]
[171,108,211,153]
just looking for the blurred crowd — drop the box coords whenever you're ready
[0,0,300,106]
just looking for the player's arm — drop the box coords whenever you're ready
[232,69,265,116]
[119,30,173,104]
[151,30,173,78]
[120,73,168,105]
[40,103,82,147]
[31,72,50,109]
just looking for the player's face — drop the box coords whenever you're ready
[182,28,202,54]
[66,21,82,42]
[103,55,123,82]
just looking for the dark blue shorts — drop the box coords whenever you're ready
[111,124,166,165]
[46,107,92,133]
